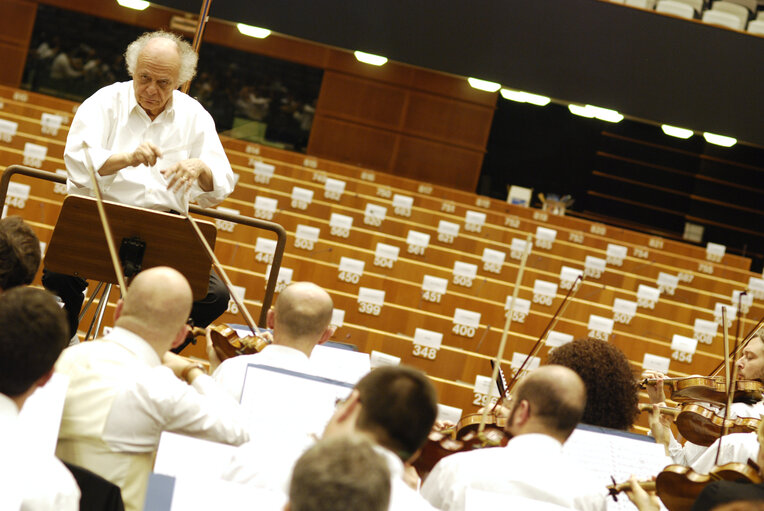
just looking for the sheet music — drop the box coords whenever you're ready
[154,432,238,480]
[309,344,370,384]
[562,425,670,511]
[239,364,353,439]
[18,373,69,457]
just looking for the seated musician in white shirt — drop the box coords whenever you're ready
[42,30,236,344]
[420,365,606,511]
[224,365,439,511]
[286,434,391,511]
[644,330,764,472]
[210,281,335,402]
[0,287,80,511]
[55,267,249,511]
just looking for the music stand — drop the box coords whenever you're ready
[45,195,217,338]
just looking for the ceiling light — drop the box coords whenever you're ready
[568,104,595,118]
[468,78,501,93]
[703,132,737,147]
[500,88,551,106]
[354,51,387,66]
[117,0,150,10]
[585,105,623,123]
[568,104,623,122]
[661,125,693,139]
[236,23,271,39]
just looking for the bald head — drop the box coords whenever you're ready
[271,282,333,353]
[116,267,192,351]
[509,365,586,441]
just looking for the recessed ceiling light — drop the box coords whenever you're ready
[354,51,388,66]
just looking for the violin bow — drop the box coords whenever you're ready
[174,0,262,338]
[82,141,128,293]
[505,273,583,397]
[716,305,739,465]
[710,313,763,377]
[180,0,212,95]
[478,234,532,435]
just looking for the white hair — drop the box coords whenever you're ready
[124,31,198,85]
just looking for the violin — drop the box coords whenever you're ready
[639,403,760,446]
[640,375,763,405]
[609,461,761,511]
[191,324,273,362]
[412,421,508,480]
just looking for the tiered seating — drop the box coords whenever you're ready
[1,84,762,433]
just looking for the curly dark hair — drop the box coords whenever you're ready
[0,216,40,290]
[546,338,639,431]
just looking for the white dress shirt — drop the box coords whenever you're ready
[212,344,312,402]
[667,400,764,467]
[421,434,606,511]
[0,393,80,511]
[223,440,436,511]
[64,80,235,213]
[375,446,439,511]
[55,327,250,511]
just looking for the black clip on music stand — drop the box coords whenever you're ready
[44,195,217,340]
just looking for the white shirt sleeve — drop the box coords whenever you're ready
[690,432,759,474]
[187,109,235,209]
[102,366,249,452]
[64,88,119,193]
[421,458,459,511]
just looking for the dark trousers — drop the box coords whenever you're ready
[42,268,230,348]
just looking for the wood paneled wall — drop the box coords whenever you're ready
[0,0,37,87]
[309,55,496,192]
[0,0,494,192]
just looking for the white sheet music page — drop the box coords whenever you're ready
[562,425,670,511]
[239,363,354,440]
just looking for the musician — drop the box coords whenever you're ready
[287,434,391,511]
[55,267,249,511]
[0,287,80,510]
[420,365,606,511]
[624,417,764,511]
[210,281,334,401]
[0,216,41,292]
[546,337,639,430]
[224,365,439,510]
[644,331,764,470]
[42,30,236,342]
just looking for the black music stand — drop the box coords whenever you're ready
[45,195,217,339]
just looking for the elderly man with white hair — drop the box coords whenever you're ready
[43,30,236,345]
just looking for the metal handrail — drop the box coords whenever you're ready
[0,164,286,327]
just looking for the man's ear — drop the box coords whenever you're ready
[512,400,531,427]
[317,326,335,345]
[267,308,275,330]
[34,368,54,390]
[335,389,362,424]
[170,324,190,350]
[114,299,124,321]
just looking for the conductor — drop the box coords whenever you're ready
[43,30,236,343]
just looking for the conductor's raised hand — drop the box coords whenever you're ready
[160,158,213,194]
[128,142,162,167]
